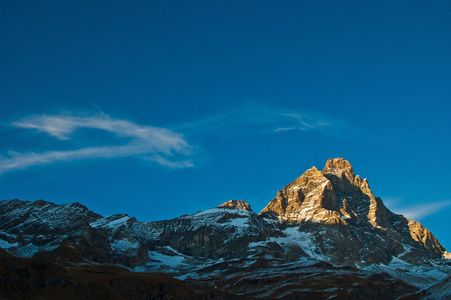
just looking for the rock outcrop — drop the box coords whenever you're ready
[218,200,253,211]
[260,165,342,224]
[260,158,381,225]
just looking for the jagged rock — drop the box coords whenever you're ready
[259,158,447,265]
[218,200,253,211]
[149,207,279,260]
[260,165,343,224]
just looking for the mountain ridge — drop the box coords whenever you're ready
[0,158,450,299]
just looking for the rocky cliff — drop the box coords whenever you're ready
[260,158,447,264]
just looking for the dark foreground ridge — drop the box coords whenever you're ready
[0,247,242,300]
[0,158,450,299]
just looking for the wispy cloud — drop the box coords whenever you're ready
[176,103,346,138]
[1,104,347,174]
[0,112,193,173]
[395,200,451,221]
[384,197,451,220]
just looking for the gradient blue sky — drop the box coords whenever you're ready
[1,1,450,249]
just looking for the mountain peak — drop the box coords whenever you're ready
[322,157,355,177]
[258,158,447,266]
[218,200,252,211]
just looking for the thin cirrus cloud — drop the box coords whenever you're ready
[0,105,346,174]
[384,197,451,220]
[0,112,194,174]
[395,200,451,221]
[176,103,345,138]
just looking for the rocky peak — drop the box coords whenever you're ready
[259,158,448,261]
[322,157,355,178]
[260,163,341,224]
[218,200,252,211]
[260,158,385,225]
[289,166,328,195]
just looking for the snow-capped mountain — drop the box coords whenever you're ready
[0,158,450,299]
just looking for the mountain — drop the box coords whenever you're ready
[0,158,450,299]
[261,158,446,265]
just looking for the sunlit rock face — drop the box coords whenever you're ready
[218,200,253,211]
[260,165,342,224]
[260,158,447,265]
[261,157,379,225]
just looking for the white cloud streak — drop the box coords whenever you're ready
[384,197,451,220]
[1,104,346,174]
[394,200,451,221]
[0,113,193,173]
[176,103,345,138]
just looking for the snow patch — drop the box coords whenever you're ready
[363,262,450,288]
[149,249,187,267]
[177,207,255,233]
[389,256,411,267]
[110,238,140,254]
[12,243,40,258]
[249,226,326,261]
[90,215,130,230]
[192,208,251,217]
[106,216,130,229]
[0,239,18,249]
[276,227,324,260]
[399,243,414,256]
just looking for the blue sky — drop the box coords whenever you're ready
[1,1,450,249]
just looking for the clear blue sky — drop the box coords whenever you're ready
[1,1,450,250]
